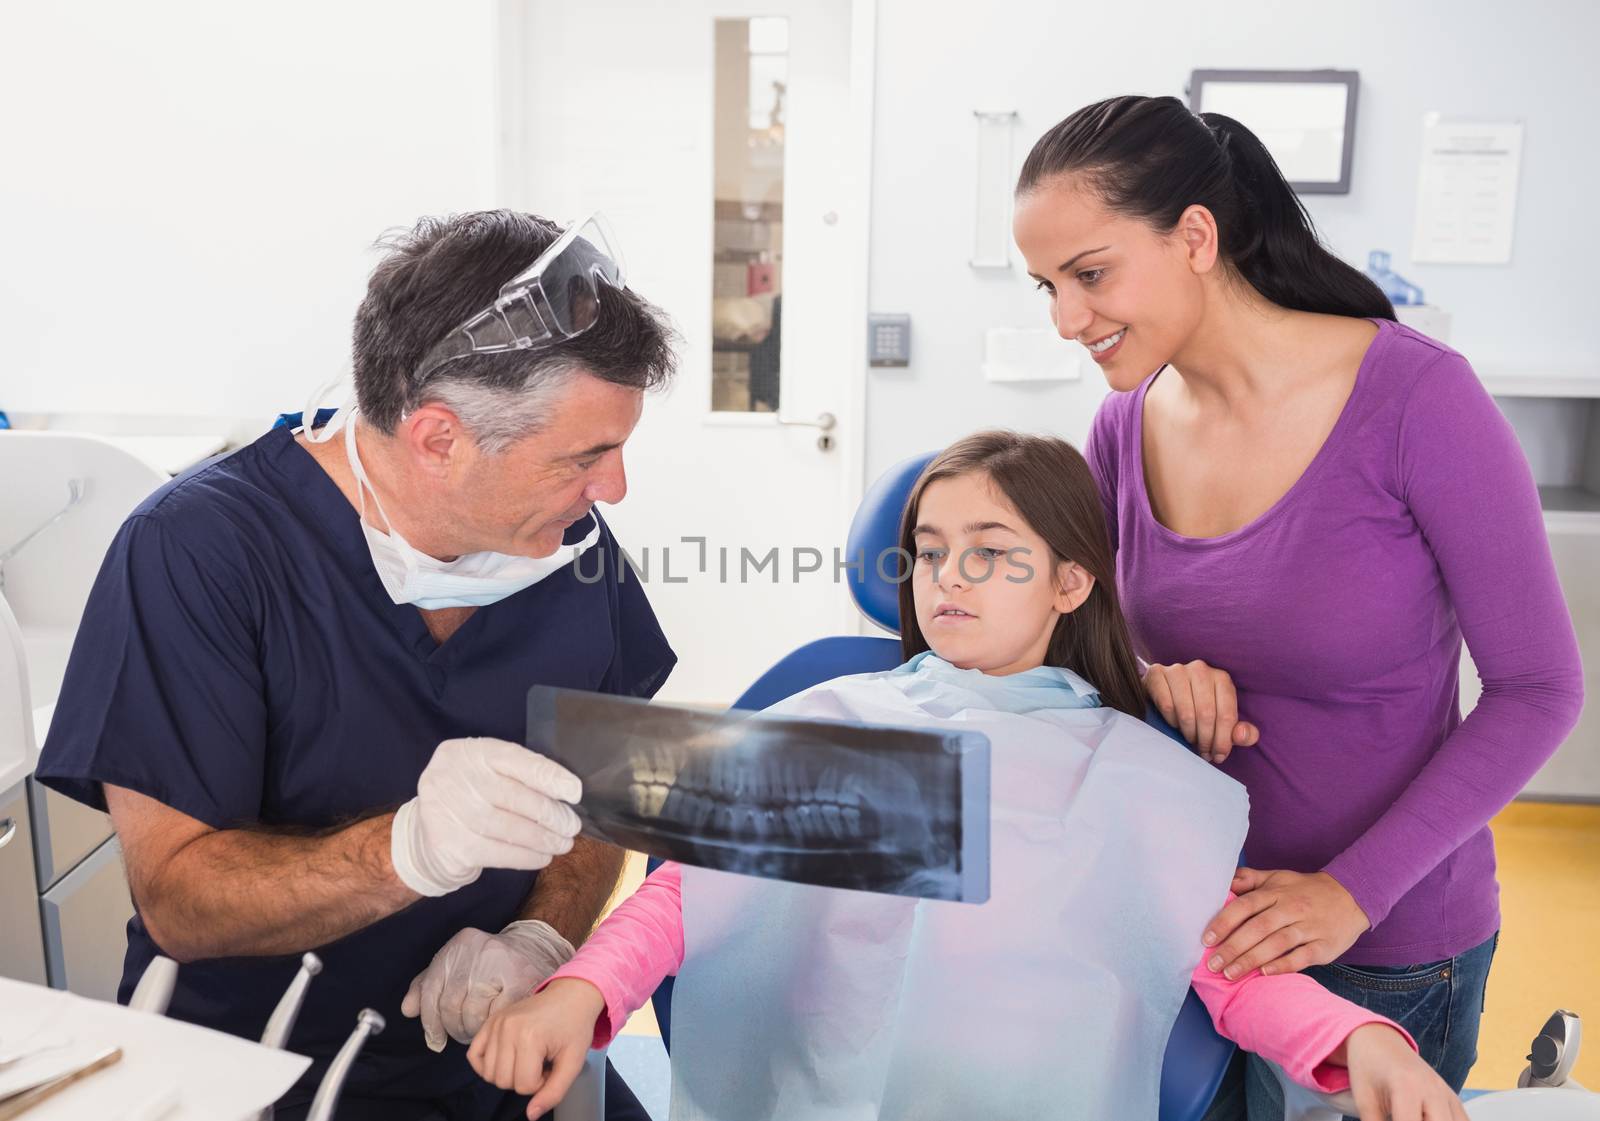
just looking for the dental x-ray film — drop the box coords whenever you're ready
[526,686,990,903]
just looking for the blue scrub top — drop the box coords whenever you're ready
[36,415,676,1106]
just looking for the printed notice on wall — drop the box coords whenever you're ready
[1411,115,1523,264]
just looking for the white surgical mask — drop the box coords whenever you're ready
[299,395,599,609]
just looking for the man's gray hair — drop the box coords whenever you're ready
[351,210,677,453]
[423,362,582,455]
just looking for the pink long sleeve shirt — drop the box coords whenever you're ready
[542,863,1413,1095]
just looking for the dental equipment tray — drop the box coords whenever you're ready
[527,685,991,903]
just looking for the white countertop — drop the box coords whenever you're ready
[0,977,308,1120]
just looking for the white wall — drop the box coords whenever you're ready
[863,0,1600,478]
[0,2,500,421]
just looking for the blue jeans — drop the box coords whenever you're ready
[1202,931,1498,1120]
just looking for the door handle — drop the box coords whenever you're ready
[0,818,15,850]
[776,412,836,451]
[776,411,835,431]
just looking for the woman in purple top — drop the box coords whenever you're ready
[1011,96,1584,1116]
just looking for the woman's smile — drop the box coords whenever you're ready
[1084,327,1127,362]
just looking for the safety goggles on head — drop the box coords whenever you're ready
[414,212,627,382]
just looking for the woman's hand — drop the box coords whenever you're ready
[1203,868,1371,977]
[1338,1024,1468,1120]
[467,977,606,1119]
[1142,660,1260,763]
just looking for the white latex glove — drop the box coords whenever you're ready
[401,920,577,1051]
[391,737,583,898]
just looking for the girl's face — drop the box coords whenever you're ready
[910,471,1092,676]
[1012,178,1215,393]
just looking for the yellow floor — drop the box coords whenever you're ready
[601,803,1600,1089]
[1470,801,1600,1089]
[607,851,661,1038]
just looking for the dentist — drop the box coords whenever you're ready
[37,210,677,1120]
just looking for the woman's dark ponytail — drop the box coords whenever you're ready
[1018,96,1394,322]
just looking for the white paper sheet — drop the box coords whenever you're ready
[0,978,309,1121]
[1411,115,1524,264]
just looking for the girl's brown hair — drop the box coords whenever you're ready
[895,430,1146,718]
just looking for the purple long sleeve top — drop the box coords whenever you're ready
[1086,319,1584,964]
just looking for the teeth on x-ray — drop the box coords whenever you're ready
[529,684,981,901]
[625,747,878,844]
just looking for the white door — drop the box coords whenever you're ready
[505,0,873,705]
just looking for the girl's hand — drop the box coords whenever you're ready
[1142,660,1260,763]
[1339,1024,1468,1120]
[466,977,606,1119]
[1203,868,1371,977]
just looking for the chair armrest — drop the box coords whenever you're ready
[126,955,177,1015]
[1266,1057,1366,1120]
[552,1047,608,1121]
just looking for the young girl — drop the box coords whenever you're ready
[468,432,1465,1121]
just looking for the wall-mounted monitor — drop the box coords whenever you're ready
[1188,69,1359,194]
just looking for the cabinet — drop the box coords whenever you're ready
[40,836,134,1001]
[1467,374,1600,801]
[25,711,133,996]
[0,784,48,985]
[29,776,113,887]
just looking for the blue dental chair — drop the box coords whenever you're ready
[642,451,1236,1121]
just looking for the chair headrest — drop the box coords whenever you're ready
[274,408,339,431]
[845,451,936,634]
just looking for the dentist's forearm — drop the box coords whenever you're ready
[106,783,419,961]
[518,835,626,947]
